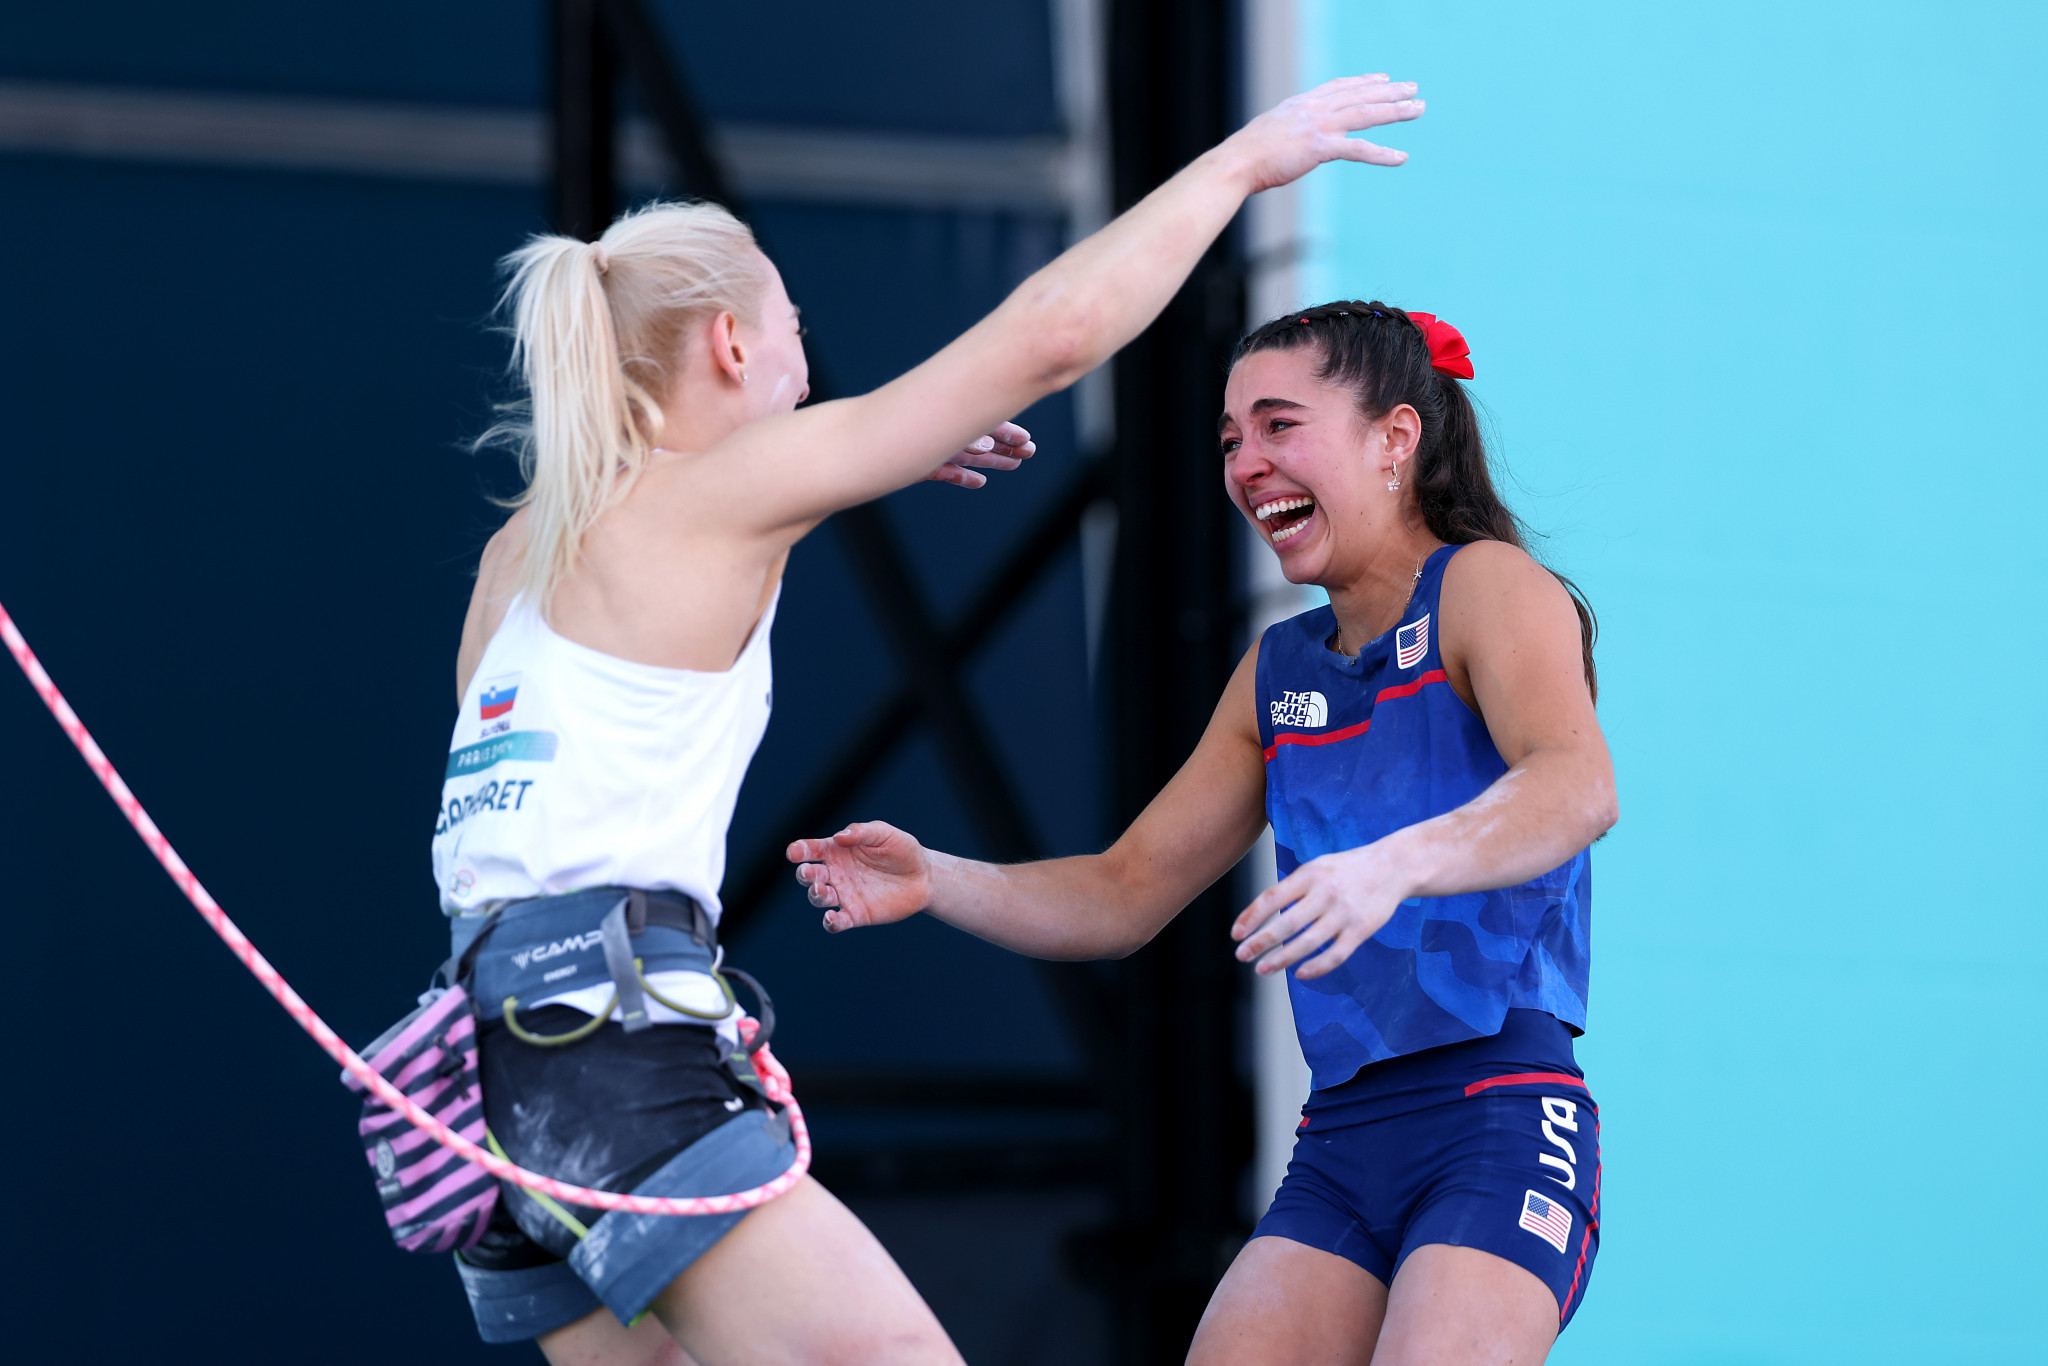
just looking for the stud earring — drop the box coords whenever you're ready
[1386,463,1402,493]
[740,370,749,386]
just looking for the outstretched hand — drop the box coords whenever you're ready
[1230,841,1414,980]
[926,420,1036,489]
[787,820,934,933]
[1228,73,1425,195]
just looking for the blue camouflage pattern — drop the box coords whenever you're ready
[1257,543,1591,1089]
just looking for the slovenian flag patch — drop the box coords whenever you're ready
[479,675,520,721]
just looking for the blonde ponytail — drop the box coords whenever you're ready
[483,200,770,614]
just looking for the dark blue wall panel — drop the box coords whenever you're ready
[0,0,1060,135]
[0,3,1099,1357]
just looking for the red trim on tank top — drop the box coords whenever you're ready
[1462,1071,1590,1098]
[1373,668,1449,704]
[1263,717,1372,761]
[1262,670,1451,761]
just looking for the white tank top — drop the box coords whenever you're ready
[431,588,777,1021]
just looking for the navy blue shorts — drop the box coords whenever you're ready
[1253,1010,1602,1329]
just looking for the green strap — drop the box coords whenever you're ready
[501,963,732,1040]
[501,991,614,1047]
[635,957,738,1020]
[485,1128,589,1241]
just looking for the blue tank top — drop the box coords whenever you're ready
[1256,542,1592,1090]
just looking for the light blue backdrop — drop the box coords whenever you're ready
[1299,4,2046,1361]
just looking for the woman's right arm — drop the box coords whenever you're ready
[720,75,1422,538]
[787,643,1271,959]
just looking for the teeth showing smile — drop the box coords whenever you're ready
[1254,495,1315,544]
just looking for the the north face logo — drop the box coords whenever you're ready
[1270,690,1328,729]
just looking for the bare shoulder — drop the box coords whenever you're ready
[1441,539,1576,626]
[1216,635,1265,745]
[1442,538,1554,593]
[455,510,530,701]
[1438,539,1586,713]
[476,509,531,598]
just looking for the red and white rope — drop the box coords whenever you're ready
[0,600,808,1217]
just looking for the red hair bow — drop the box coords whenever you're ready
[1407,311,1474,380]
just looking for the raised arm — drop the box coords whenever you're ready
[787,643,1271,960]
[1231,544,1619,979]
[720,75,1423,537]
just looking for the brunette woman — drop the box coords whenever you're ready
[791,302,1613,1364]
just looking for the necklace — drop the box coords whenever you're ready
[1331,553,1427,657]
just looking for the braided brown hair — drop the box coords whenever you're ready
[1232,300,1598,699]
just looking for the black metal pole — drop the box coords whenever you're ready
[551,0,616,238]
[1103,0,1251,1359]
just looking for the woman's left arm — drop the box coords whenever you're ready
[1233,541,1617,979]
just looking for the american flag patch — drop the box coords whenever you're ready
[1394,613,1430,670]
[1518,1189,1572,1253]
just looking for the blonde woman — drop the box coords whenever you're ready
[431,75,1423,1366]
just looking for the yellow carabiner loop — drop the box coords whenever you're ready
[634,957,738,1020]
[501,992,615,1046]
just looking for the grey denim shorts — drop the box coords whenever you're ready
[456,1096,798,1340]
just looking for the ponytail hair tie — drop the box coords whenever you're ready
[590,243,611,276]
[1407,311,1473,380]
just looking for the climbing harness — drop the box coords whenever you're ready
[349,886,788,1253]
[0,601,810,1229]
